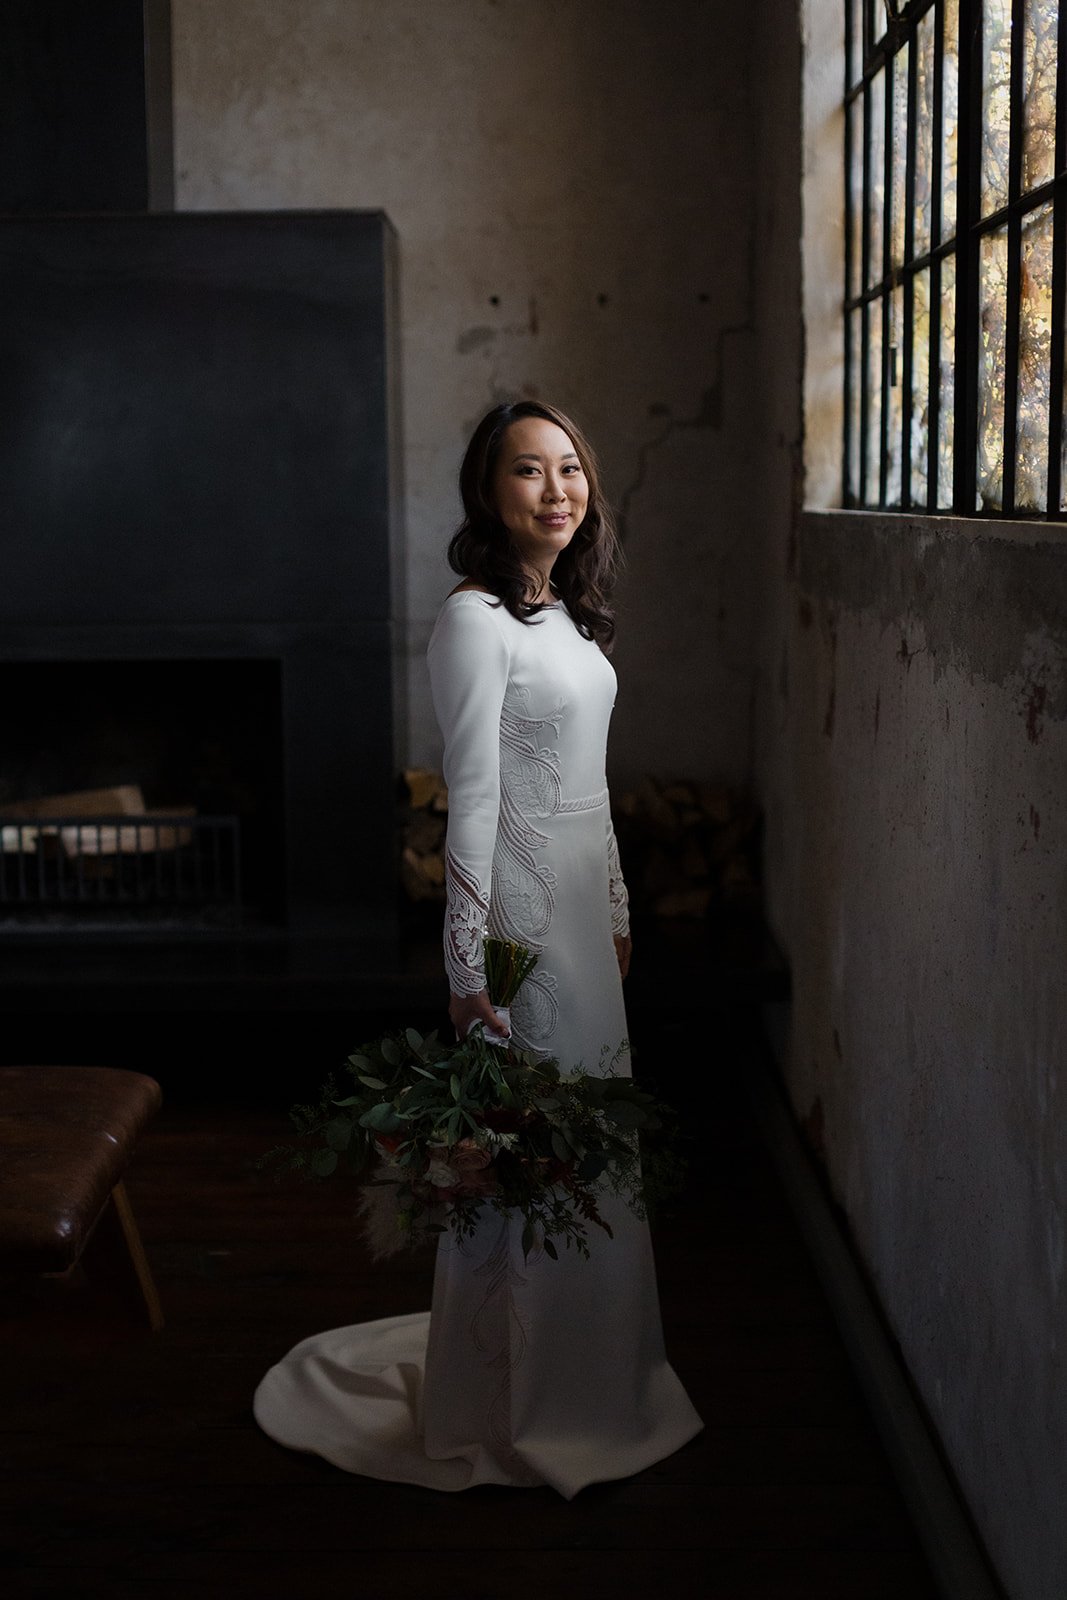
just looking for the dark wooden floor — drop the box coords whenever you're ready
[0,1016,940,1600]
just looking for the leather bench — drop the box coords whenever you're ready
[0,1065,164,1329]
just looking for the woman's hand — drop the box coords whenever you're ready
[449,987,510,1044]
[614,932,632,980]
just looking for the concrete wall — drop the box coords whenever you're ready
[171,0,758,786]
[752,6,1067,1597]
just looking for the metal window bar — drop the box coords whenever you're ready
[881,50,894,506]
[35,824,45,904]
[861,76,873,502]
[1001,0,1027,514]
[845,0,857,501]
[174,818,184,903]
[927,0,946,508]
[1047,2,1067,512]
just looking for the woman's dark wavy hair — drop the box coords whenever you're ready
[447,400,621,651]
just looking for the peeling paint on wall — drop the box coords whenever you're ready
[1024,678,1048,743]
[799,513,1067,722]
[455,325,496,355]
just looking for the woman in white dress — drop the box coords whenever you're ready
[254,401,703,1497]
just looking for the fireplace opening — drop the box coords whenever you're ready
[0,660,285,932]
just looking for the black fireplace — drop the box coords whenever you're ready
[0,210,406,1002]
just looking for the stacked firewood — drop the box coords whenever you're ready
[611,778,762,919]
[399,769,761,919]
[398,769,449,903]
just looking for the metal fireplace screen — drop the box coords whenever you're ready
[0,814,242,929]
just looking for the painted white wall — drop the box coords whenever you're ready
[172,0,759,786]
[751,7,1067,1596]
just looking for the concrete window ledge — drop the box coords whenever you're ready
[802,506,1067,550]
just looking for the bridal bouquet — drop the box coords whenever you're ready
[259,939,679,1262]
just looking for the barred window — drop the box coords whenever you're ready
[844,0,1066,516]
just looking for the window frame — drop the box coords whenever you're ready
[843,0,1067,519]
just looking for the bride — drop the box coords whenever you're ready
[254,401,703,1496]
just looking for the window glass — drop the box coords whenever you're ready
[937,255,956,509]
[914,8,936,259]
[912,265,932,505]
[890,44,910,268]
[1022,0,1058,192]
[849,308,863,502]
[868,69,887,288]
[867,303,884,501]
[941,0,960,241]
[1016,203,1054,509]
[977,227,1009,510]
[981,0,1012,216]
[849,96,864,301]
[887,281,906,503]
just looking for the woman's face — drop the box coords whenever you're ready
[491,416,589,568]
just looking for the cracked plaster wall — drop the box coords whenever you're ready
[172,0,758,787]
[750,6,1067,1596]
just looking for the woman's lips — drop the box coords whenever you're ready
[536,513,569,526]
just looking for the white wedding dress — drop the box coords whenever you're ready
[253,589,703,1497]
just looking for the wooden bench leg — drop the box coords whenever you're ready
[84,1179,165,1333]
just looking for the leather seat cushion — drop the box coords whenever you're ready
[0,1066,162,1271]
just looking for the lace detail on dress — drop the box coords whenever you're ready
[558,787,608,812]
[606,817,631,939]
[497,693,566,818]
[444,843,491,995]
[443,683,615,1025]
[485,689,609,1052]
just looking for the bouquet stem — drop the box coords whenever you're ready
[484,937,538,1007]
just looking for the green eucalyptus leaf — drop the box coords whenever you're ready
[521,1221,537,1260]
[404,1027,424,1051]
[347,1054,372,1070]
[311,1149,338,1177]
[325,1118,353,1151]
[359,1102,405,1134]
[379,1037,402,1066]
[543,1236,559,1261]
[450,1073,462,1102]
[550,1130,571,1162]
[357,1074,388,1090]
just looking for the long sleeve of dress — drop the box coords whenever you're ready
[427,598,511,996]
[605,810,631,939]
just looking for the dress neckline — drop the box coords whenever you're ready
[444,589,564,611]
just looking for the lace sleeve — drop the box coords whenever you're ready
[427,597,511,996]
[606,810,631,939]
